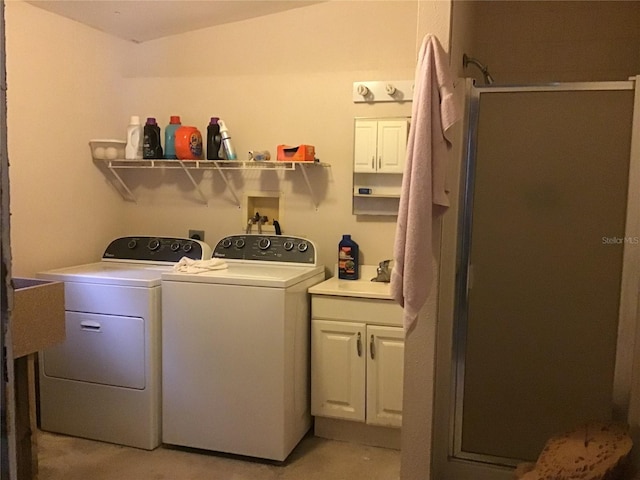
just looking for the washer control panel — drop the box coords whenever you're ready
[213,235,316,265]
[102,236,211,263]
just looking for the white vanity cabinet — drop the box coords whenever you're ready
[354,118,408,173]
[309,271,404,447]
[311,319,404,427]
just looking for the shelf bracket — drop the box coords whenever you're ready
[297,163,319,210]
[107,162,137,203]
[177,160,208,205]
[211,162,241,208]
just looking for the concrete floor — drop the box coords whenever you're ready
[37,431,401,480]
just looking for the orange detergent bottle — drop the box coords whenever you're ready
[175,126,203,160]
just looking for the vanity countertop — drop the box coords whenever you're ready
[308,265,393,300]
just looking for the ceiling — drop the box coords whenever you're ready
[25,0,323,43]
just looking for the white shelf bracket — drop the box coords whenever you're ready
[177,160,208,205]
[211,161,241,208]
[107,162,137,203]
[298,163,319,210]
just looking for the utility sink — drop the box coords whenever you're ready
[11,278,65,358]
[308,265,393,300]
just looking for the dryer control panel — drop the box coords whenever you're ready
[213,235,317,265]
[102,236,212,263]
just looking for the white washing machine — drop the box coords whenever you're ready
[37,236,212,450]
[161,234,324,461]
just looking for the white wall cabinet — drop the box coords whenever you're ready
[352,117,409,216]
[354,118,408,173]
[310,294,404,428]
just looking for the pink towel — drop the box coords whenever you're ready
[391,34,461,332]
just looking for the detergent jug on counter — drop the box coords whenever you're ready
[338,234,359,280]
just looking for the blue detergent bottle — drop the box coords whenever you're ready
[164,115,181,159]
[338,234,359,280]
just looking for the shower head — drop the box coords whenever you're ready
[463,53,494,85]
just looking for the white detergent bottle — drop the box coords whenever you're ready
[218,119,237,160]
[125,115,143,160]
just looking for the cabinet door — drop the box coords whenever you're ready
[377,120,408,173]
[354,119,378,173]
[311,320,366,422]
[366,325,405,427]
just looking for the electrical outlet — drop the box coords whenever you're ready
[189,230,205,242]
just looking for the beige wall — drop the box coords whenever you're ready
[454,0,640,85]
[114,0,450,273]
[5,2,453,480]
[6,0,451,276]
[6,1,130,275]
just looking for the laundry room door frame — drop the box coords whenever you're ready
[0,0,15,477]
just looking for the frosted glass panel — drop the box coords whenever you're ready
[459,89,634,462]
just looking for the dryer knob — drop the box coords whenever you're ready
[235,238,246,249]
[170,242,181,252]
[283,241,294,251]
[258,237,271,250]
[297,242,309,253]
[147,239,160,251]
[182,243,193,252]
[127,239,138,249]
[221,238,232,248]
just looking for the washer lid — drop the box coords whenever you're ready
[161,263,324,288]
[37,262,172,287]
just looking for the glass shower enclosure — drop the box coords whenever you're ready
[449,79,640,472]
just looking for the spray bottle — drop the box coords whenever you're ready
[218,119,237,160]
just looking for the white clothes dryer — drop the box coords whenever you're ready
[37,236,211,450]
[161,234,324,461]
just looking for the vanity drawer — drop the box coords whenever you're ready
[311,295,403,327]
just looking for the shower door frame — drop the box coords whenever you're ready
[447,78,640,471]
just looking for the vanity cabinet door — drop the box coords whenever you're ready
[366,325,405,427]
[311,320,366,422]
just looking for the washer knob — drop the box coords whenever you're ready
[221,238,232,248]
[147,238,160,251]
[182,243,193,252]
[297,242,309,252]
[235,238,246,248]
[258,237,271,250]
[283,241,294,251]
[170,242,181,252]
[127,239,138,249]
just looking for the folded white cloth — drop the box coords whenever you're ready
[172,257,228,274]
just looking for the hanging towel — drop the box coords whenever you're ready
[391,34,461,333]
[172,257,228,274]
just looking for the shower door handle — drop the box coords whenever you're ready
[466,264,474,294]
